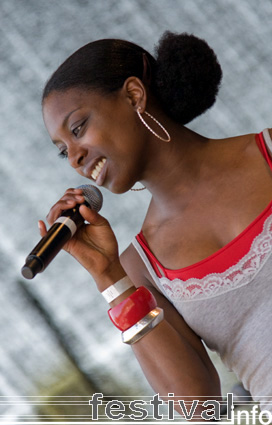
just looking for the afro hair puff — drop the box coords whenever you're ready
[153,31,222,124]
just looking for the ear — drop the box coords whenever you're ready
[121,77,147,112]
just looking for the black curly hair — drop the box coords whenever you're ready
[153,31,222,124]
[42,31,222,125]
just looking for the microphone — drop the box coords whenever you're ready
[21,185,103,280]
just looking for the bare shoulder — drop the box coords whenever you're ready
[120,242,167,298]
[120,242,155,289]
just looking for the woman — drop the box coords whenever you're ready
[40,31,272,417]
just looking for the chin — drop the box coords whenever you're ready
[107,179,134,195]
[109,187,130,195]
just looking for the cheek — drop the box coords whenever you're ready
[114,119,145,158]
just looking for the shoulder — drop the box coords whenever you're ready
[120,242,171,306]
[120,242,154,289]
[120,243,181,315]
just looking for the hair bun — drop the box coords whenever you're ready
[153,32,222,124]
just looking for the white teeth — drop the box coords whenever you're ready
[92,169,99,179]
[96,162,103,171]
[91,158,106,180]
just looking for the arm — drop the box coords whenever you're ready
[120,244,221,417]
[41,188,221,418]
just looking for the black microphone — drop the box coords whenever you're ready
[21,185,103,280]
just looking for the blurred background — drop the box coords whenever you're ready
[1,0,272,421]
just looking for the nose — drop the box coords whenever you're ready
[68,144,87,169]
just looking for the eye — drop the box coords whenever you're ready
[71,119,86,137]
[72,124,82,137]
[58,148,68,159]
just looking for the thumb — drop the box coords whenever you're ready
[79,204,109,227]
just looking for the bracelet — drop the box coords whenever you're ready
[108,286,157,331]
[101,276,134,303]
[122,307,164,344]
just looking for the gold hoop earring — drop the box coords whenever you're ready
[137,107,171,142]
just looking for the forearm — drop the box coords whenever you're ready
[97,266,220,396]
[132,319,221,420]
[132,319,220,397]
[95,265,221,418]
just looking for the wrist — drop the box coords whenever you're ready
[97,273,164,344]
[101,275,137,307]
[94,261,136,306]
[106,285,164,344]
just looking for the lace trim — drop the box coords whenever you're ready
[159,213,272,302]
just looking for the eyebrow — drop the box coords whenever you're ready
[52,107,81,145]
[63,107,81,127]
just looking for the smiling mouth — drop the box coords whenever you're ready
[91,158,106,181]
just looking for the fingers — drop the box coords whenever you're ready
[38,220,47,237]
[40,204,109,239]
[46,188,85,226]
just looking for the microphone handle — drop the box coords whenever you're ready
[21,207,83,279]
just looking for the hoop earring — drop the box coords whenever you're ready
[130,183,146,192]
[137,107,171,142]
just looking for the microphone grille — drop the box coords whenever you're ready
[77,184,103,212]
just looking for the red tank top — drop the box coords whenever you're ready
[136,131,272,280]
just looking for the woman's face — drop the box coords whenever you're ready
[43,87,149,193]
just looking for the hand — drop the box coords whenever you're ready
[38,188,126,290]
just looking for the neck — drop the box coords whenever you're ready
[140,123,210,205]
